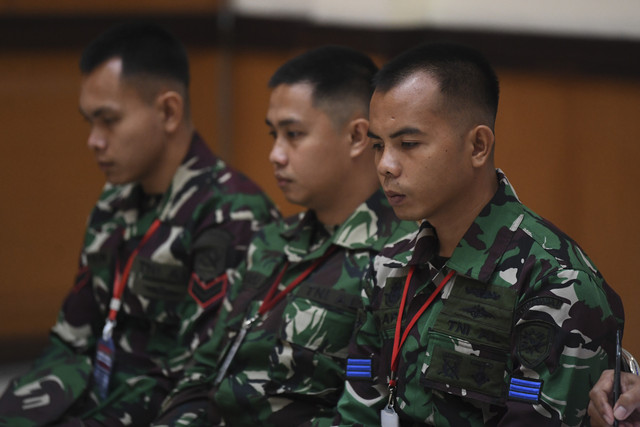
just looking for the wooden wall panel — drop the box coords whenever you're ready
[1,41,639,361]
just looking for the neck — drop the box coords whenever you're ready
[433,170,498,258]
[141,126,193,194]
[315,164,379,228]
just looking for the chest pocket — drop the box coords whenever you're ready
[279,282,363,358]
[128,257,189,323]
[422,275,517,405]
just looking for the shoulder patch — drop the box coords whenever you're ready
[515,321,555,368]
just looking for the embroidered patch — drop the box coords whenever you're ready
[192,228,233,282]
[508,377,542,403]
[381,276,405,309]
[131,258,188,300]
[297,283,362,312]
[189,273,228,308]
[516,321,554,368]
[515,296,564,319]
[346,358,372,379]
[432,275,516,349]
[423,344,506,401]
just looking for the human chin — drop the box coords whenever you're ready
[392,203,423,222]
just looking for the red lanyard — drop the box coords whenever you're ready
[258,245,338,317]
[107,219,162,322]
[389,265,455,385]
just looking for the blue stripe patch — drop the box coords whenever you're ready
[508,377,542,403]
[346,358,372,379]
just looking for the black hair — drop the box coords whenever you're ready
[79,21,190,89]
[268,45,378,121]
[374,42,499,129]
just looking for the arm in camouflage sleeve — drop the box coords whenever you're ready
[330,305,388,427]
[151,260,248,426]
[496,267,623,426]
[0,262,98,425]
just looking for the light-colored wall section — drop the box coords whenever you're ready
[231,0,640,39]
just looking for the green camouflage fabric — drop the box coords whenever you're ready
[153,189,418,426]
[0,133,279,427]
[336,169,624,426]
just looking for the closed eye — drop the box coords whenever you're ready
[401,141,419,148]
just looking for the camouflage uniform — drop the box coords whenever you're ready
[0,133,278,426]
[154,189,418,426]
[336,170,624,426]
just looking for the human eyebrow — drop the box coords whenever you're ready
[265,118,301,128]
[389,127,425,139]
[80,107,114,121]
[367,130,382,140]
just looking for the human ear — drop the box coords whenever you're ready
[157,91,184,133]
[348,117,370,158]
[470,125,495,167]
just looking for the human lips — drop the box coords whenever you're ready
[384,189,406,206]
[97,160,114,173]
[274,173,293,188]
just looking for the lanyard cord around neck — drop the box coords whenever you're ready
[389,266,456,387]
[103,219,162,338]
[258,244,339,317]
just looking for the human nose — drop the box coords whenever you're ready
[269,137,288,167]
[87,126,107,151]
[376,146,400,178]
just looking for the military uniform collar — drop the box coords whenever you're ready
[102,132,216,233]
[279,188,403,262]
[387,169,524,283]
[156,132,215,222]
[447,169,524,283]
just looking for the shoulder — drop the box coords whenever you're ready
[514,205,602,280]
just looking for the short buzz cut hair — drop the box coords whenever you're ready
[374,41,500,130]
[268,45,378,125]
[79,21,190,94]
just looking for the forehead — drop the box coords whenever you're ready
[79,58,146,113]
[369,72,443,132]
[267,82,316,117]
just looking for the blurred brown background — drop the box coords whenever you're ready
[1,0,639,362]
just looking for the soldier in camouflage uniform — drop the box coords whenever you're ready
[153,46,418,426]
[0,22,277,426]
[335,42,624,426]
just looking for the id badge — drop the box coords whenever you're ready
[93,336,115,399]
[380,405,399,427]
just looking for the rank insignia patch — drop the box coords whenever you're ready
[346,358,372,379]
[189,272,228,308]
[508,377,542,403]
